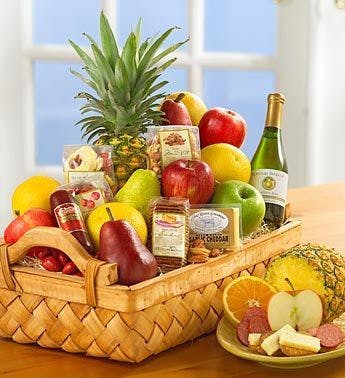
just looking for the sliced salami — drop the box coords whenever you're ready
[316,324,344,348]
[236,320,250,346]
[243,307,267,322]
[248,316,271,333]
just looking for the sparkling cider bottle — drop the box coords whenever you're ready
[250,93,288,227]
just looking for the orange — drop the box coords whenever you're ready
[222,276,277,326]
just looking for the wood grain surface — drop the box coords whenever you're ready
[0,182,344,378]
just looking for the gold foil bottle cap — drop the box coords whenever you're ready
[265,93,285,128]
[267,92,285,104]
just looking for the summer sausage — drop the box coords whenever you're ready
[248,316,271,333]
[50,190,94,255]
[316,324,344,348]
[237,320,250,346]
[243,307,267,322]
[307,327,319,337]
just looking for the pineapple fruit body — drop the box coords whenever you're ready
[95,134,147,188]
[265,244,345,322]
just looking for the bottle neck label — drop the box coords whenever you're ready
[250,169,288,207]
[54,202,87,233]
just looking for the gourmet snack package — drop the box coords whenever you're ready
[63,145,118,194]
[146,126,201,177]
[57,180,113,218]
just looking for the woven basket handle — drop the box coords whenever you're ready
[2,227,117,292]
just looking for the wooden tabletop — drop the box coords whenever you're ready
[1,182,344,378]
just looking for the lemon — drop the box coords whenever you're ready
[87,202,148,249]
[201,143,251,183]
[165,91,207,125]
[12,175,60,216]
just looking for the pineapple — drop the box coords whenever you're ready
[69,12,188,188]
[265,244,345,322]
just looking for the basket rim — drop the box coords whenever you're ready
[1,220,302,313]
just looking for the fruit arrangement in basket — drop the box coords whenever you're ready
[3,12,286,286]
[2,13,345,366]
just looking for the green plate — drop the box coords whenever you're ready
[216,317,345,369]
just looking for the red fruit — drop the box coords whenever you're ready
[26,246,49,259]
[26,248,36,258]
[160,93,192,126]
[91,191,100,200]
[162,159,215,204]
[87,200,95,209]
[74,271,83,277]
[4,208,55,244]
[62,261,78,275]
[36,248,51,260]
[199,107,247,148]
[57,252,70,266]
[42,256,62,272]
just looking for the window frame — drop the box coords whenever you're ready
[22,0,277,177]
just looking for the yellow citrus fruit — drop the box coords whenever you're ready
[12,175,60,216]
[87,202,148,249]
[201,143,251,183]
[165,91,207,125]
[222,276,277,326]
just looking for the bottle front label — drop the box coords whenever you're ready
[54,202,87,233]
[250,169,288,207]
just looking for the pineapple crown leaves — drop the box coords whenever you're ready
[69,11,189,142]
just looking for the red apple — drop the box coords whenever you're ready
[199,107,247,148]
[4,208,56,244]
[162,159,215,204]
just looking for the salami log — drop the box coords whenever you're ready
[316,324,344,348]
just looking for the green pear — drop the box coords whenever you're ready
[114,169,160,219]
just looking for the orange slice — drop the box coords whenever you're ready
[222,276,277,326]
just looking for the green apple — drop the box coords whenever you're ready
[211,180,265,236]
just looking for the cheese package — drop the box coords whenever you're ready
[189,205,242,252]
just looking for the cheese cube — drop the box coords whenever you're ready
[279,332,321,353]
[248,333,262,346]
[261,324,296,356]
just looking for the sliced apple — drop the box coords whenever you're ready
[267,290,323,331]
[268,292,296,331]
[294,290,323,331]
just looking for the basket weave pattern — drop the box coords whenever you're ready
[0,222,302,362]
[0,259,272,363]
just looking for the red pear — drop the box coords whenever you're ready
[160,93,192,126]
[97,209,158,285]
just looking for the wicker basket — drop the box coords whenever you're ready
[0,220,301,363]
